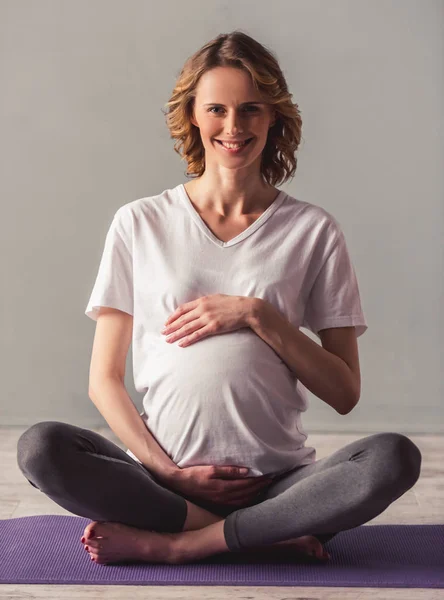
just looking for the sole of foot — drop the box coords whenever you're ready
[249,535,331,561]
[81,521,180,565]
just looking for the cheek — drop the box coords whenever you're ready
[199,119,218,139]
[204,126,218,142]
[197,126,213,145]
[205,134,220,150]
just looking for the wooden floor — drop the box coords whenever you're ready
[1,427,442,599]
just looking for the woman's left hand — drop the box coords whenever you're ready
[161,293,257,347]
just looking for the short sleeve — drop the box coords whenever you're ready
[84,207,133,321]
[302,226,368,339]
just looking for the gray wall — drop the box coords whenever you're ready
[2,0,443,434]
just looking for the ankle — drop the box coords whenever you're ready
[169,529,197,563]
[170,521,229,563]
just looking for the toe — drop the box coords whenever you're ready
[84,521,101,539]
[305,537,325,559]
[85,538,101,550]
[87,546,105,563]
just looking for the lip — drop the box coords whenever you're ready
[215,137,254,143]
[215,138,254,155]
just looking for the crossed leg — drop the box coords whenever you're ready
[17,422,421,564]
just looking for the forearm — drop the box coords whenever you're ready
[247,299,356,415]
[89,377,179,483]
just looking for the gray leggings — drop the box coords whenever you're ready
[16,421,422,553]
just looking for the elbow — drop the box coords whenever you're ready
[338,375,361,415]
[338,393,360,416]
[88,381,101,399]
[88,375,123,399]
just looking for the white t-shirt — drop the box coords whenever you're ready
[85,183,368,477]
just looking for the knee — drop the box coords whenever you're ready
[17,421,68,477]
[375,432,422,490]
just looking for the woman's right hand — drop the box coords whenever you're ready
[166,464,274,506]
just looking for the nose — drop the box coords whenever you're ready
[223,110,245,136]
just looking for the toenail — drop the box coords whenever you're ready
[81,537,85,543]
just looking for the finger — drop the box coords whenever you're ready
[179,323,217,346]
[165,300,197,326]
[240,476,273,485]
[166,311,200,333]
[178,336,193,347]
[172,323,208,344]
[163,317,194,337]
[233,477,271,491]
[224,479,272,494]
[219,479,259,491]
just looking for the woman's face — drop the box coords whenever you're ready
[190,66,275,170]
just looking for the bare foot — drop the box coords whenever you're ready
[81,522,330,565]
[81,521,180,565]
[248,535,331,561]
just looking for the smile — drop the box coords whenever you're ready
[215,138,254,153]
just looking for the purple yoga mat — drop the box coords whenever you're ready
[1,515,443,588]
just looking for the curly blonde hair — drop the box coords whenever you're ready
[162,30,303,187]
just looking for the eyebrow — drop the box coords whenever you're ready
[203,102,264,106]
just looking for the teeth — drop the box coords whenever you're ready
[220,140,249,149]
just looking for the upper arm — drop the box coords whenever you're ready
[318,326,361,402]
[88,306,133,394]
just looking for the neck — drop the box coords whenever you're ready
[184,177,278,217]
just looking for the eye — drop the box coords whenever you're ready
[207,106,259,114]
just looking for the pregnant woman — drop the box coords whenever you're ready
[17,30,421,565]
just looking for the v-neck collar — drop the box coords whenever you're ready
[177,183,287,248]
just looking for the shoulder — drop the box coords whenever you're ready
[111,196,153,233]
[284,192,343,248]
[115,186,179,221]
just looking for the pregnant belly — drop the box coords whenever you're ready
[157,328,294,397]
[143,330,300,471]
